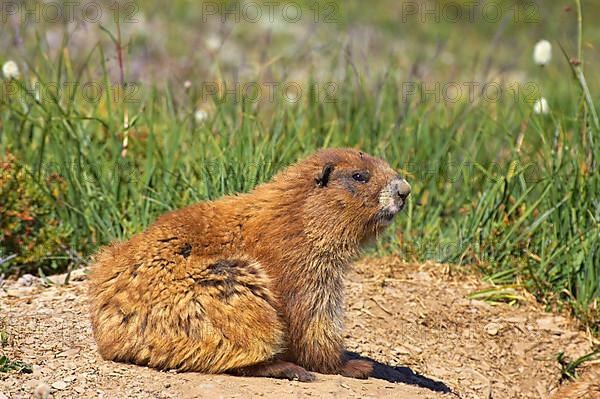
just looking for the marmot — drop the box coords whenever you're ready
[89,148,411,381]
[549,367,600,399]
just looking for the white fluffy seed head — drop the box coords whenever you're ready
[2,60,20,79]
[194,109,209,123]
[206,35,221,51]
[533,40,552,66]
[533,97,550,115]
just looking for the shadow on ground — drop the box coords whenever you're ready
[346,351,452,394]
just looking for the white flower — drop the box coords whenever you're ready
[533,97,549,115]
[194,109,209,123]
[2,60,20,79]
[184,80,192,89]
[533,40,552,66]
[206,35,221,51]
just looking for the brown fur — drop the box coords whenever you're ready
[89,148,410,380]
[550,368,600,399]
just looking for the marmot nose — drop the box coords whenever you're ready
[395,178,411,201]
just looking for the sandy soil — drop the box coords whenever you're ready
[0,258,597,399]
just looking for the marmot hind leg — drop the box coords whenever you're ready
[230,360,315,381]
[91,257,286,374]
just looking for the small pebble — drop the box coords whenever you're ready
[17,274,39,287]
[484,322,502,336]
[52,380,68,390]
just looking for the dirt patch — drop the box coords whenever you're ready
[1,258,596,398]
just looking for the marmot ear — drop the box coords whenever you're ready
[315,163,334,188]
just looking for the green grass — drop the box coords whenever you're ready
[557,345,600,382]
[0,1,598,333]
[0,355,32,374]
[0,328,32,374]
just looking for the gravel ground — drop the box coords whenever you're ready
[1,258,597,398]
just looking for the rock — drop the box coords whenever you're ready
[413,271,432,281]
[45,268,88,285]
[394,346,411,355]
[56,348,81,358]
[46,274,68,286]
[17,274,40,287]
[536,316,566,334]
[51,380,68,390]
[67,268,88,281]
[484,322,503,336]
[6,287,36,297]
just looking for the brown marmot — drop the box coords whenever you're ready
[89,148,411,381]
[549,367,600,399]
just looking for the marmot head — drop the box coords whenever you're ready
[285,148,411,251]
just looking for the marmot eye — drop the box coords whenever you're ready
[352,172,369,183]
